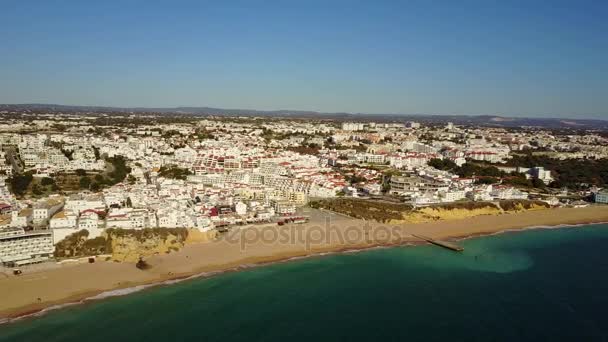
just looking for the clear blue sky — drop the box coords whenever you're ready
[1,0,606,119]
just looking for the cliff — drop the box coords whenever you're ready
[309,198,551,224]
[55,228,217,263]
[107,228,188,263]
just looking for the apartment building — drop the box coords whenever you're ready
[0,227,54,266]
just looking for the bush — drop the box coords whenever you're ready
[41,177,55,186]
[309,198,412,222]
[499,200,549,211]
[79,176,91,189]
[158,165,192,180]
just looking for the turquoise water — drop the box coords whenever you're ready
[2,224,608,341]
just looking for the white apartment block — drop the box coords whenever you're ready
[0,228,54,266]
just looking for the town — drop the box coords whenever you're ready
[1,110,607,267]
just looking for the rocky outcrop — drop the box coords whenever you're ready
[105,228,218,262]
[106,228,189,262]
[398,206,503,224]
[54,228,214,263]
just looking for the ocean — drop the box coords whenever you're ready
[2,224,608,341]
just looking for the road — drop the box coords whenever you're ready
[4,146,23,174]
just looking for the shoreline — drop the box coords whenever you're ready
[1,206,608,324]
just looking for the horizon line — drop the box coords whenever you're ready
[1,103,606,122]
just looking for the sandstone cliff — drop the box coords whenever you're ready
[55,228,217,263]
[309,198,551,224]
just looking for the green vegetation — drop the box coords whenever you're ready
[428,158,458,171]
[429,153,607,190]
[310,198,550,223]
[40,177,54,186]
[54,228,191,259]
[287,145,320,155]
[309,198,413,222]
[61,149,74,160]
[92,146,101,160]
[498,199,550,211]
[106,155,131,184]
[436,201,497,211]
[158,165,192,180]
[79,176,91,189]
[54,230,110,258]
[18,156,133,195]
[508,154,608,189]
[8,172,34,197]
[428,158,545,188]
[345,174,366,185]
[105,228,189,243]
[195,130,215,140]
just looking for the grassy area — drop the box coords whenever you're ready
[309,198,551,223]
[309,198,413,222]
[9,156,131,198]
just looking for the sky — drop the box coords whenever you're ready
[0,0,607,119]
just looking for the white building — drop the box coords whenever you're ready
[0,228,54,266]
[33,198,64,226]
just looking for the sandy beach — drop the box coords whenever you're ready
[1,205,607,321]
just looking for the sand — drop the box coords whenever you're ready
[1,205,608,320]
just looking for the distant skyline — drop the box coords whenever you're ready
[1,1,607,120]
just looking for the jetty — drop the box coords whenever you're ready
[412,234,464,252]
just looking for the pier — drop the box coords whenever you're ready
[412,234,464,252]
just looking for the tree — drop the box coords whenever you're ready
[41,177,55,186]
[75,169,87,177]
[8,172,33,197]
[346,175,366,185]
[61,149,74,160]
[428,158,457,171]
[32,184,43,196]
[106,156,131,184]
[158,165,192,180]
[94,174,106,184]
[92,146,101,160]
[79,176,91,189]
[532,178,546,189]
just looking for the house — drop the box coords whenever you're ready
[33,198,64,226]
[490,186,529,200]
[64,194,105,214]
[106,208,154,229]
[10,209,33,228]
[439,190,466,203]
[234,202,247,216]
[0,203,11,215]
[49,210,78,229]
[78,210,102,236]
[273,200,296,215]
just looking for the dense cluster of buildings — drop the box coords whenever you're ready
[0,115,606,266]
